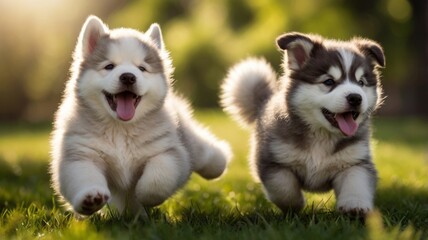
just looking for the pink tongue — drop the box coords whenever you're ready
[116,92,136,121]
[335,113,358,136]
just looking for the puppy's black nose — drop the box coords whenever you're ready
[120,73,136,85]
[346,93,362,107]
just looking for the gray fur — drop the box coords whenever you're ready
[81,36,113,71]
[220,58,277,126]
[143,43,164,74]
[221,32,385,215]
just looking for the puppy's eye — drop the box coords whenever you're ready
[104,64,115,70]
[358,80,365,86]
[323,79,335,86]
[138,66,147,72]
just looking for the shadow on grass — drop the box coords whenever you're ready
[373,118,428,148]
[0,122,51,135]
[0,157,53,210]
[376,185,428,229]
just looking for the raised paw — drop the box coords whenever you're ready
[196,140,231,180]
[74,189,110,215]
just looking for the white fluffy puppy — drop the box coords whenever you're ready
[50,16,231,216]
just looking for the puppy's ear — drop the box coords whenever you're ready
[353,38,385,67]
[77,15,109,59]
[146,23,164,50]
[276,32,318,70]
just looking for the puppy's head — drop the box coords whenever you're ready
[72,16,171,122]
[277,32,385,137]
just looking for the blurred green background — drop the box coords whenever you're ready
[0,1,427,238]
[0,0,427,122]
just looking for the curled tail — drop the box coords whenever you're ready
[220,58,277,126]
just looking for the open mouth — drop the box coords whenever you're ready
[321,108,360,136]
[103,90,142,121]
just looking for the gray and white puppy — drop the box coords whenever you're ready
[221,32,385,215]
[50,16,231,216]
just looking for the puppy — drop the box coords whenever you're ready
[221,32,385,215]
[50,16,231,216]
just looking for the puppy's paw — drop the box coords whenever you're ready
[135,178,174,207]
[196,150,229,180]
[337,198,373,216]
[135,156,181,207]
[136,188,169,207]
[193,140,231,180]
[73,187,110,215]
[271,195,305,214]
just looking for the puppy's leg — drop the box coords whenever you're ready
[333,165,377,215]
[60,161,110,216]
[135,150,191,207]
[192,137,231,180]
[261,168,305,212]
[180,122,231,180]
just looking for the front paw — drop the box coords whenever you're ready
[136,188,169,207]
[337,198,373,216]
[72,187,111,215]
[135,176,175,207]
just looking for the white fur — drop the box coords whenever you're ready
[270,133,369,190]
[338,48,355,73]
[355,67,365,82]
[78,36,168,121]
[135,150,190,207]
[334,166,374,213]
[51,16,231,216]
[263,168,305,210]
[291,85,329,132]
[325,81,368,112]
[328,66,342,80]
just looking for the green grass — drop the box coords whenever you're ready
[0,112,427,239]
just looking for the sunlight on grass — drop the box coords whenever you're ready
[375,142,428,188]
[59,219,107,240]
[366,210,422,240]
[0,124,50,163]
[0,111,427,239]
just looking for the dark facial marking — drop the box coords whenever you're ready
[81,35,113,71]
[142,43,164,73]
[347,52,379,87]
[353,38,385,67]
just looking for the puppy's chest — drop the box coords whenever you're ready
[103,137,139,162]
[96,128,177,188]
[270,138,367,187]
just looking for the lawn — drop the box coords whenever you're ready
[0,111,427,239]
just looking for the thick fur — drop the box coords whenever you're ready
[221,32,385,215]
[50,16,231,216]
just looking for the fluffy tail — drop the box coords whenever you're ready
[220,58,277,126]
